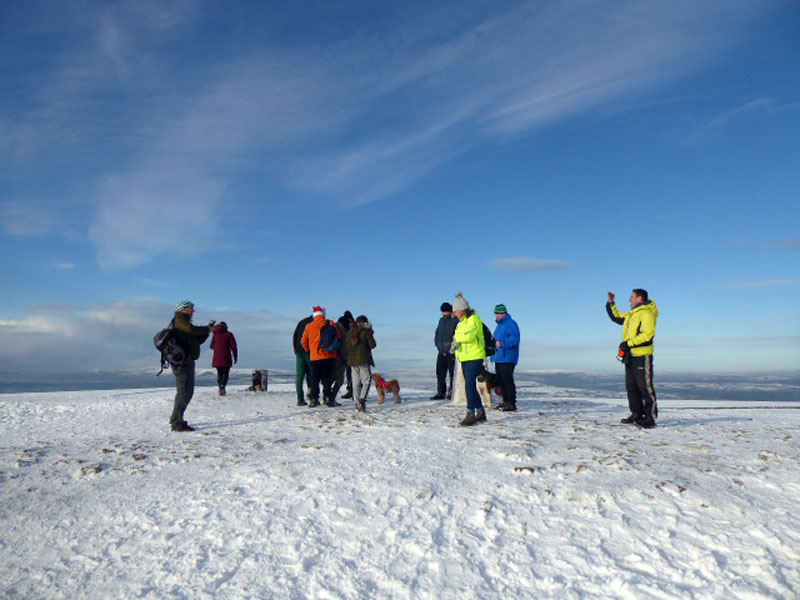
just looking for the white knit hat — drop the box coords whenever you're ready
[453,291,469,311]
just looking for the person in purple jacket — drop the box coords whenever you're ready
[210,322,238,396]
[491,304,520,411]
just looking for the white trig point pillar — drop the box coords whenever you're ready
[451,359,467,407]
[257,369,268,392]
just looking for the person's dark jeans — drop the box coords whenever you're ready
[216,366,230,388]
[170,359,195,426]
[461,359,484,412]
[436,352,456,397]
[495,362,516,404]
[310,358,336,402]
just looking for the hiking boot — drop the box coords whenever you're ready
[297,398,308,406]
[499,403,517,412]
[460,412,478,426]
[621,414,639,424]
[324,398,342,407]
[430,394,446,400]
[635,418,656,430]
[357,400,366,412]
[341,391,353,399]
[171,423,195,432]
[308,398,320,408]
[475,410,487,422]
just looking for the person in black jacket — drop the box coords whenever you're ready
[432,302,459,400]
[293,313,314,406]
[170,300,212,432]
[334,310,355,399]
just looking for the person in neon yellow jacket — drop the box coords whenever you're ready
[452,291,487,426]
[606,289,659,428]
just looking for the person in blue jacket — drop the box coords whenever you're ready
[491,303,520,411]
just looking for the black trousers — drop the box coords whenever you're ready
[310,358,336,401]
[495,362,517,404]
[216,366,230,388]
[170,359,195,427]
[436,352,456,397]
[625,354,657,420]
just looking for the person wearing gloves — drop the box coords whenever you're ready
[606,289,659,429]
[210,321,238,396]
[451,291,487,426]
[170,300,213,432]
[491,304,520,412]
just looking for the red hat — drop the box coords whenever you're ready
[312,306,325,316]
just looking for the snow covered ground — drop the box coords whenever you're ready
[1,374,799,599]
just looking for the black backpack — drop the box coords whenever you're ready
[154,320,190,374]
[319,320,341,352]
[482,323,496,357]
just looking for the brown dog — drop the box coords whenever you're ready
[477,366,503,409]
[371,373,402,404]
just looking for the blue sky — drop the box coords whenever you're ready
[1,0,799,377]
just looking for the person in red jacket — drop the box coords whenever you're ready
[301,306,342,407]
[210,321,238,396]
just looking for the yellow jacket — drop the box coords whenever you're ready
[608,300,659,356]
[454,313,487,362]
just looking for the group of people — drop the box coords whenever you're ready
[164,287,658,432]
[293,307,376,412]
[429,293,521,425]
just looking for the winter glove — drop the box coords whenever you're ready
[617,342,631,364]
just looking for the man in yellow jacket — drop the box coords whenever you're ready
[606,289,659,429]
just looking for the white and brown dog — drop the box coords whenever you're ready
[371,373,403,404]
[477,366,503,409]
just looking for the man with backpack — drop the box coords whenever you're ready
[301,306,342,407]
[169,300,212,432]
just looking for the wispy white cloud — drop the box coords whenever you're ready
[774,239,800,250]
[490,257,572,273]
[682,97,795,145]
[0,201,60,237]
[720,279,800,290]
[1,0,768,267]
[88,167,226,270]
